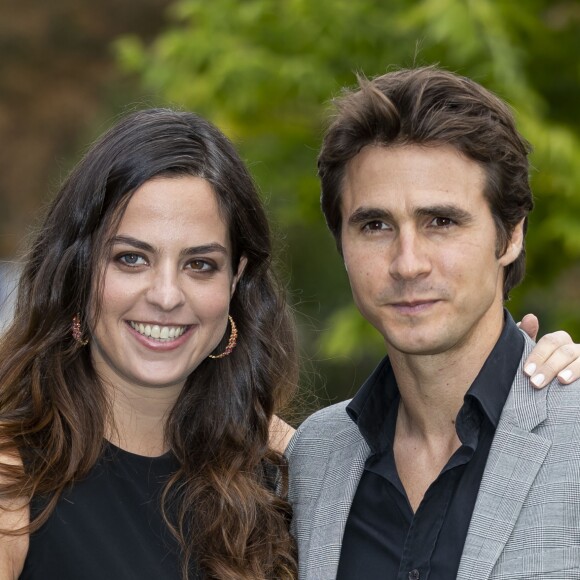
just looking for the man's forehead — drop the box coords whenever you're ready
[341,144,487,211]
[344,143,483,177]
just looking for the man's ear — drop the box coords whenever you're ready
[231,255,248,297]
[499,218,525,266]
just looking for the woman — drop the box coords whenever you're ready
[0,108,577,580]
[0,109,297,579]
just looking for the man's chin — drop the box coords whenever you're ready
[385,331,455,357]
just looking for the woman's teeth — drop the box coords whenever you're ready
[129,321,187,342]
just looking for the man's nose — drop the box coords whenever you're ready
[388,230,431,280]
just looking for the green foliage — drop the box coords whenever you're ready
[115,0,580,400]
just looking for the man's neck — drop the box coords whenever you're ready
[388,308,506,511]
[389,309,505,442]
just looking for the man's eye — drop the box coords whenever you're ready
[118,253,146,266]
[363,221,388,232]
[430,217,455,228]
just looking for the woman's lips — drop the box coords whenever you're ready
[125,320,195,351]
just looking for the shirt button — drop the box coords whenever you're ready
[408,570,420,580]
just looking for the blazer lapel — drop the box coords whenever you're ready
[457,338,551,580]
[303,433,370,579]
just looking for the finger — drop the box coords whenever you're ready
[556,354,580,385]
[523,332,579,388]
[518,313,539,341]
[523,330,573,374]
[530,345,580,388]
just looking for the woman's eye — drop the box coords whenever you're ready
[188,260,214,272]
[118,253,147,267]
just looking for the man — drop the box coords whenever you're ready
[287,66,580,579]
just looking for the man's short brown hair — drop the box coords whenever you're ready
[318,66,534,299]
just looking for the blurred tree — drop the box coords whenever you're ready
[0,0,172,258]
[116,0,580,406]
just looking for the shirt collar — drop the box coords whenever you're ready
[346,356,398,454]
[347,309,525,450]
[464,310,524,427]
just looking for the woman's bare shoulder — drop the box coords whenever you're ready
[0,450,30,579]
[268,415,296,454]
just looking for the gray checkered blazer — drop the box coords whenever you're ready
[287,333,580,579]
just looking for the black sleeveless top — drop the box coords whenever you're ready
[21,442,199,580]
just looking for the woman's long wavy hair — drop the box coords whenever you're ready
[0,108,298,579]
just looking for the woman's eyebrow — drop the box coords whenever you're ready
[110,235,227,257]
[110,235,155,253]
[180,243,228,257]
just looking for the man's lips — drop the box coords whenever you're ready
[389,300,440,314]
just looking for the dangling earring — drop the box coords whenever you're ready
[71,314,89,346]
[208,315,238,359]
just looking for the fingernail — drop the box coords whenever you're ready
[525,363,536,376]
[531,373,545,388]
[558,370,573,383]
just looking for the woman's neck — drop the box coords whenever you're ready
[103,380,181,457]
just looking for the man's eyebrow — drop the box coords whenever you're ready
[414,205,474,222]
[110,236,228,256]
[347,207,394,226]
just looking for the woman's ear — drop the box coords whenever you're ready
[231,255,248,297]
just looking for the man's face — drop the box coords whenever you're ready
[340,144,523,358]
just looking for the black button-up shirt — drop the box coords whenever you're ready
[336,312,524,580]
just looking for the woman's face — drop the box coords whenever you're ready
[90,176,246,395]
